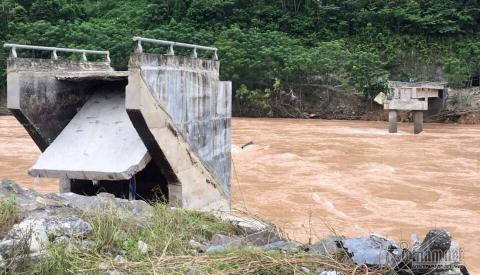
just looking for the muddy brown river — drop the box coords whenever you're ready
[1,116,479,271]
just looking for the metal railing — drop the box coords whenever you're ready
[132,37,218,60]
[3,43,110,62]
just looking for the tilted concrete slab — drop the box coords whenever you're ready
[29,91,150,180]
[126,53,231,211]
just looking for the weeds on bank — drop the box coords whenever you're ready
[0,196,18,236]
[31,203,387,274]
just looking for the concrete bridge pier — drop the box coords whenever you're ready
[388,110,398,133]
[413,111,423,134]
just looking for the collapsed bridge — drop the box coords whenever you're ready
[4,38,232,211]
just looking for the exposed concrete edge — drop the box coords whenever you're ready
[7,58,113,73]
[126,68,229,211]
[27,152,152,180]
[55,71,129,82]
[9,109,48,152]
[126,109,179,184]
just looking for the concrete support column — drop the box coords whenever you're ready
[388,110,398,133]
[59,178,71,193]
[413,111,423,134]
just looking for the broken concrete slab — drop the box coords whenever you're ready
[29,91,150,180]
[342,234,402,267]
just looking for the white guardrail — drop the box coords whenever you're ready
[132,36,218,60]
[3,43,110,62]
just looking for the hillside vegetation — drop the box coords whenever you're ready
[1,0,479,116]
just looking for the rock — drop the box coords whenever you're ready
[206,244,237,253]
[136,240,149,254]
[300,266,310,273]
[59,192,153,225]
[0,180,40,210]
[410,229,458,273]
[189,240,206,253]
[206,234,242,253]
[415,229,451,255]
[0,254,5,268]
[341,234,402,267]
[1,216,92,257]
[317,271,339,275]
[262,240,304,253]
[219,213,276,235]
[114,254,126,263]
[211,234,242,247]
[309,236,344,256]
[220,214,283,246]
[5,218,48,254]
[244,229,282,246]
[43,216,92,238]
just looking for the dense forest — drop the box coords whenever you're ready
[1,0,480,116]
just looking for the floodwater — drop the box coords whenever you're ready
[1,115,479,271]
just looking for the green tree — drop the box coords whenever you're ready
[443,58,470,88]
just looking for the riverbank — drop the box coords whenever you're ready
[0,180,468,274]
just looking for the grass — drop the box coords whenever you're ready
[0,196,19,237]
[1,202,388,274]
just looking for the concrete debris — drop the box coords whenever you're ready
[241,141,254,149]
[342,234,402,267]
[374,92,386,105]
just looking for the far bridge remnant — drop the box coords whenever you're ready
[384,81,445,134]
[4,38,232,211]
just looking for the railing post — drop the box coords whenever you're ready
[10,47,17,58]
[213,49,218,60]
[105,53,111,63]
[167,43,174,55]
[135,40,143,53]
[81,52,88,62]
[51,50,58,60]
[191,47,198,58]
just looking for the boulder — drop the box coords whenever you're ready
[0,216,92,258]
[309,236,345,256]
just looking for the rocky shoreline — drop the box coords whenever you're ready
[0,179,469,274]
